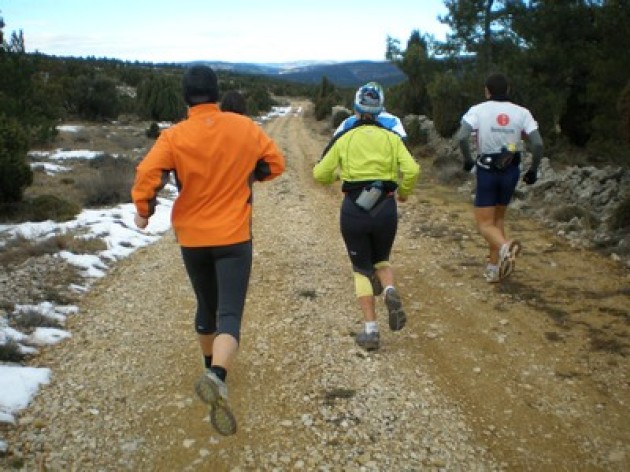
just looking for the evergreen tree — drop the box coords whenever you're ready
[136,74,186,122]
[0,115,32,210]
[386,31,435,116]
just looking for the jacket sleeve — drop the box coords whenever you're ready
[313,144,340,185]
[131,132,175,218]
[254,129,286,181]
[396,141,420,198]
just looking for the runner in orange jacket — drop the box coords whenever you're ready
[132,65,285,436]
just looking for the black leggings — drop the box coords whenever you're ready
[340,195,398,275]
[181,241,252,343]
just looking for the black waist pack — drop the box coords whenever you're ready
[476,150,521,171]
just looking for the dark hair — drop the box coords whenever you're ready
[182,65,219,106]
[485,72,509,98]
[221,90,247,115]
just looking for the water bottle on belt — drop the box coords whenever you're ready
[355,181,383,211]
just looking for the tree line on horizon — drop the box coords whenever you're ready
[1,0,630,217]
[0,11,315,215]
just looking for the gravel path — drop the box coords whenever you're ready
[3,101,629,471]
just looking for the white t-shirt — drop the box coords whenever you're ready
[462,100,538,154]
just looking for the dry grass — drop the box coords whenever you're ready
[25,119,153,209]
[0,232,107,268]
[10,309,64,332]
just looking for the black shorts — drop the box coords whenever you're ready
[180,241,252,342]
[339,195,397,275]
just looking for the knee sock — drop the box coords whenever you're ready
[204,355,213,369]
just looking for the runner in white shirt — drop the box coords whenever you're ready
[456,72,544,283]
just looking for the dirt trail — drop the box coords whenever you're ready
[4,101,629,471]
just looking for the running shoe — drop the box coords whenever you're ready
[484,265,500,283]
[355,330,380,350]
[194,370,237,436]
[370,272,383,296]
[384,287,406,331]
[498,240,522,280]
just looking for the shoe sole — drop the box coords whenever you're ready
[499,240,522,280]
[356,338,380,351]
[385,290,406,331]
[194,375,237,436]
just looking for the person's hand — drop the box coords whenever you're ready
[523,168,538,185]
[397,194,408,203]
[134,214,149,229]
[463,158,475,172]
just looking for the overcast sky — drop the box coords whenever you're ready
[2,0,450,63]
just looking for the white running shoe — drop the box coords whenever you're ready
[498,240,522,280]
[484,265,500,283]
[194,370,237,436]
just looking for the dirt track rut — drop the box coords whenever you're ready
[4,101,629,471]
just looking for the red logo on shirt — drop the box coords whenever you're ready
[496,114,510,126]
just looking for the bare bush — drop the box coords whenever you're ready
[78,154,136,207]
[0,338,25,362]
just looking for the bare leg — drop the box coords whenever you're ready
[198,333,216,359]
[211,333,239,370]
[357,295,376,322]
[375,265,394,289]
[475,205,508,265]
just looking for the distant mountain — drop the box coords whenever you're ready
[190,60,407,88]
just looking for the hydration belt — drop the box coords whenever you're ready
[476,151,521,171]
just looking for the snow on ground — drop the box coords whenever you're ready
[0,106,296,433]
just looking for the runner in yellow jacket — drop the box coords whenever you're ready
[313,82,420,351]
[132,65,285,436]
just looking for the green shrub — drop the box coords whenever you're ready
[136,74,186,122]
[618,80,630,144]
[146,122,161,139]
[331,107,351,129]
[404,116,429,147]
[28,194,81,222]
[71,74,121,121]
[0,115,33,209]
[314,96,336,121]
[427,72,468,138]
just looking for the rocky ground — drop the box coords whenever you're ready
[1,101,629,471]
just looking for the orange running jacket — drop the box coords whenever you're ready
[132,103,285,247]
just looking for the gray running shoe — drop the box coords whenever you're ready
[370,272,383,296]
[355,330,380,350]
[194,370,237,436]
[385,287,406,331]
[499,240,522,280]
[484,265,500,283]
